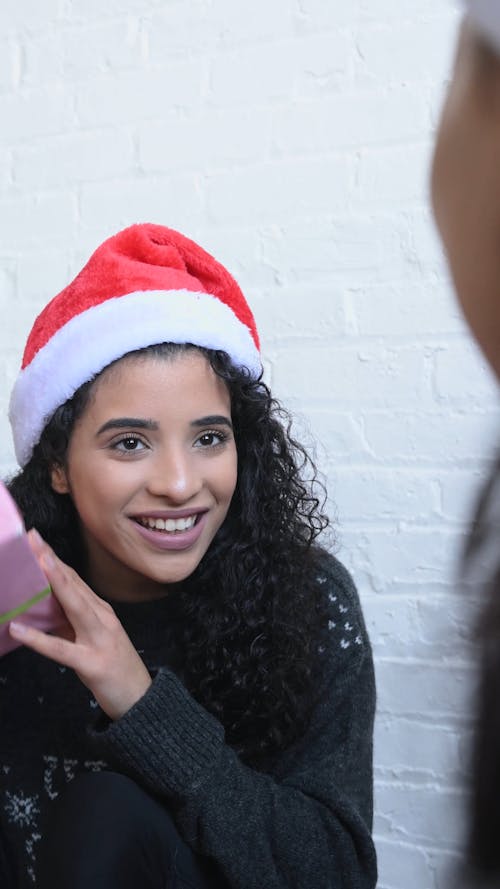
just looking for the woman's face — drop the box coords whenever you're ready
[432,20,500,380]
[50,350,238,601]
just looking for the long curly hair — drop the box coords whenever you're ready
[8,343,332,767]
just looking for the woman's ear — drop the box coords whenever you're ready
[50,464,70,495]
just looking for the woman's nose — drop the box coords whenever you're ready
[145,448,202,503]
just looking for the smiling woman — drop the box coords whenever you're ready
[49,351,238,598]
[1,224,376,889]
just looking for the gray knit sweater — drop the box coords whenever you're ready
[0,554,376,888]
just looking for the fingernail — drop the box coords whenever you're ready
[9,621,28,637]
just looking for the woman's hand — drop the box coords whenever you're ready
[9,529,152,721]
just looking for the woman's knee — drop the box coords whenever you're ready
[38,770,174,888]
[38,771,221,889]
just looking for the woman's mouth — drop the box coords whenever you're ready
[130,512,207,551]
[135,515,198,534]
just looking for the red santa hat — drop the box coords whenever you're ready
[9,223,261,467]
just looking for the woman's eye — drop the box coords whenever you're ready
[113,436,146,452]
[196,431,226,448]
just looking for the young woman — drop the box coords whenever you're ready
[0,223,376,889]
[432,4,500,885]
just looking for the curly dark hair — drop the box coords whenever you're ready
[8,343,332,768]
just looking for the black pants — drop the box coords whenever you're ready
[37,771,225,889]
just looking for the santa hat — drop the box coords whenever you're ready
[465,1,500,55]
[9,223,261,467]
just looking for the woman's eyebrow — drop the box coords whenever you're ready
[191,415,233,429]
[96,418,159,435]
[96,416,233,435]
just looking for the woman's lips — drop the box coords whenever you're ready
[130,512,208,551]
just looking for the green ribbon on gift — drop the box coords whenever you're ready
[0,586,52,625]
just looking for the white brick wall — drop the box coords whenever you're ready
[0,2,498,886]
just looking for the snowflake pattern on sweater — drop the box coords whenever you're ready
[0,652,110,886]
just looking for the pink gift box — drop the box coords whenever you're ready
[0,481,64,656]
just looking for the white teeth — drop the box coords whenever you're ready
[137,515,197,533]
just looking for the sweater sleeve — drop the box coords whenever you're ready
[89,558,377,889]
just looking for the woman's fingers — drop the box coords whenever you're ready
[26,529,106,632]
[19,528,153,720]
[42,557,103,634]
[9,621,85,672]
